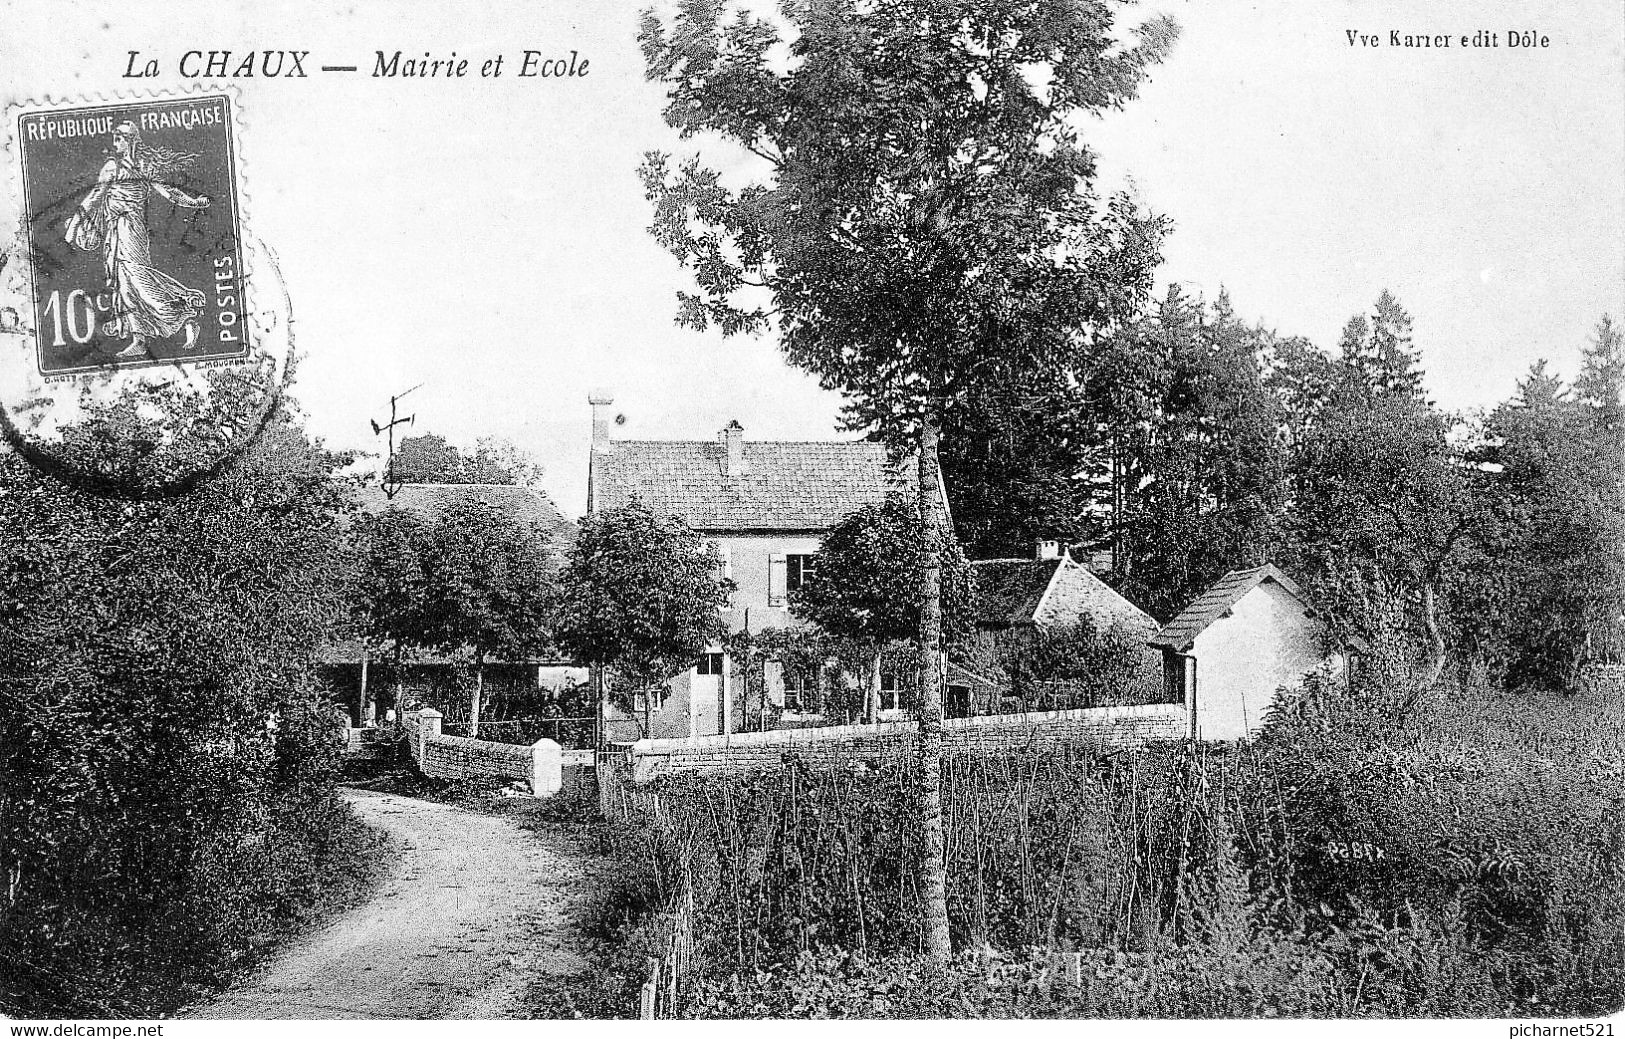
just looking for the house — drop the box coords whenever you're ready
[325,481,584,724]
[1149,563,1361,741]
[586,391,947,739]
[969,540,1161,712]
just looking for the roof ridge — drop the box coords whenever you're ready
[608,437,886,445]
[379,481,543,491]
[1149,562,1306,650]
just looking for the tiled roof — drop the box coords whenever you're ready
[970,558,1063,626]
[1052,562,1159,634]
[1149,564,1308,650]
[590,439,912,531]
[353,482,576,547]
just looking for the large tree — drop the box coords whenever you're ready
[1469,348,1625,688]
[390,433,543,487]
[789,491,974,721]
[640,0,1175,959]
[347,497,558,734]
[1114,287,1289,617]
[409,498,559,736]
[552,501,731,740]
[347,505,429,723]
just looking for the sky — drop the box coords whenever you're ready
[0,0,1620,518]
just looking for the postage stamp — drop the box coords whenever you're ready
[14,93,249,374]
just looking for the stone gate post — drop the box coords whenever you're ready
[415,708,443,767]
[530,738,562,797]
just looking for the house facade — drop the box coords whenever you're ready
[1149,563,1359,741]
[586,392,934,739]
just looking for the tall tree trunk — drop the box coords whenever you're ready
[470,658,484,739]
[1416,582,1446,688]
[917,409,952,962]
[357,651,369,729]
[387,643,405,727]
[868,648,883,724]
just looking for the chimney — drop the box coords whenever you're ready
[589,390,614,452]
[1035,538,1061,561]
[722,420,744,478]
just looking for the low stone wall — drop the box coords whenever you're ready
[421,733,534,785]
[401,708,562,796]
[622,703,1186,784]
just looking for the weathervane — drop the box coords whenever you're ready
[371,383,421,499]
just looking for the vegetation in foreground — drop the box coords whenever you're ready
[609,674,1625,1018]
[0,407,388,1017]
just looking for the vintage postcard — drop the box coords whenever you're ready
[0,0,1619,1033]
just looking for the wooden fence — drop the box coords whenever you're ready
[637,885,695,1019]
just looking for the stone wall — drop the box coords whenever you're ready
[401,708,561,796]
[621,703,1185,784]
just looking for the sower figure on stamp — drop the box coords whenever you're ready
[64,120,210,359]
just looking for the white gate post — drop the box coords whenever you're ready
[530,738,562,797]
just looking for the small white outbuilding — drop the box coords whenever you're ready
[1149,564,1361,741]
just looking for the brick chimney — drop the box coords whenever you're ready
[589,390,614,452]
[1035,538,1061,561]
[722,420,745,478]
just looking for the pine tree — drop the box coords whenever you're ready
[1339,290,1428,403]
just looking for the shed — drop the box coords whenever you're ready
[1150,564,1361,741]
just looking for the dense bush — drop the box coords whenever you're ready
[614,673,1624,1017]
[0,415,381,1016]
[995,617,1164,711]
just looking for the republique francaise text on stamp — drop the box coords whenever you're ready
[15,93,248,375]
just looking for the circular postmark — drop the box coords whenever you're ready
[0,90,296,499]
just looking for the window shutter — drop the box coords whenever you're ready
[769,553,788,606]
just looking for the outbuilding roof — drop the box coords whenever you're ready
[971,554,1157,634]
[590,438,923,532]
[353,482,575,546]
[970,558,1065,625]
[1149,564,1310,651]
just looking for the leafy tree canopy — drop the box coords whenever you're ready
[790,490,975,655]
[639,0,1176,443]
[389,433,543,487]
[552,499,731,692]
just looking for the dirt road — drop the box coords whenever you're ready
[193,788,592,1020]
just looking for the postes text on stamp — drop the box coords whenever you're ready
[16,93,248,374]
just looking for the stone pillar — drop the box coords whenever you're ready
[415,707,443,767]
[530,738,562,797]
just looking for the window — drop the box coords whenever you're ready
[696,652,725,676]
[705,540,732,581]
[634,686,667,714]
[770,551,818,606]
[785,553,817,592]
[880,671,900,712]
[784,670,819,713]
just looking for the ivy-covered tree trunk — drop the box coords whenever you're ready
[916,409,952,961]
